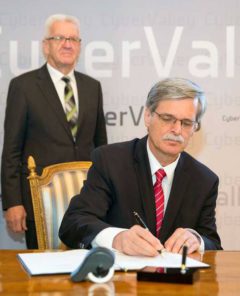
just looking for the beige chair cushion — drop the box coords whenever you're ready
[40,169,88,249]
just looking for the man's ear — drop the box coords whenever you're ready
[42,40,49,58]
[144,107,152,128]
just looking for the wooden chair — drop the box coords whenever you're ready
[27,156,92,250]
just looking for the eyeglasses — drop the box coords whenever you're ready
[46,36,81,44]
[153,111,199,131]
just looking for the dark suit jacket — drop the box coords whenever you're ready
[59,136,222,250]
[1,64,107,220]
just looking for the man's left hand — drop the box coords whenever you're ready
[164,228,200,254]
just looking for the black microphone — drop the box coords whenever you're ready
[71,247,115,283]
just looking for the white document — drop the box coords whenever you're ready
[18,249,209,276]
[114,251,209,271]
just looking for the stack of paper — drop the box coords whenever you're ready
[18,249,209,276]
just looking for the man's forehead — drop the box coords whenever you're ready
[157,97,196,105]
[50,21,79,34]
[155,98,199,113]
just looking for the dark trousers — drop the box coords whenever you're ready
[25,220,38,249]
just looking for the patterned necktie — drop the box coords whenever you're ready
[62,77,78,138]
[154,169,166,237]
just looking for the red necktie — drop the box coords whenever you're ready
[154,169,166,237]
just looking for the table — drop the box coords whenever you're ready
[0,250,239,295]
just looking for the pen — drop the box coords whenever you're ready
[181,245,188,274]
[133,211,165,254]
[133,211,149,230]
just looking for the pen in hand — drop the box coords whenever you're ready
[133,211,164,254]
[133,211,149,231]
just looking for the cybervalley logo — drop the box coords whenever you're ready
[105,106,144,126]
[222,115,240,123]
[218,185,240,207]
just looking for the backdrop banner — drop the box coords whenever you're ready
[0,0,239,249]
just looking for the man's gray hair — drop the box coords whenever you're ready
[146,78,206,130]
[44,14,80,38]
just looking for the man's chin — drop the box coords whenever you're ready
[162,143,183,155]
[58,60,76,69]
[59,55,76,63]
[61,59,75,64]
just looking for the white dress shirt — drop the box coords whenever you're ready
[92,139,204,252]
[46,63,79,115]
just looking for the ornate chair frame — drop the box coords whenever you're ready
[28,156,92,249]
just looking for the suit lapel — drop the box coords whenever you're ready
[37,65,73,140]
[133,136,157,235]
[159,153,190,241]
[75,72,86,139]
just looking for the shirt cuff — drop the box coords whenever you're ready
[186,228,205,252]
[91,227,127,250]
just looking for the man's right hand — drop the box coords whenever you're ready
[5,205,27,233]
[112,225,163,256]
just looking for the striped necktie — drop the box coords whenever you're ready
[62,76,78,138]
[154,169,166,237]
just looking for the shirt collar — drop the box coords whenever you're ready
[47,63,75,83]
[147,139,180,182]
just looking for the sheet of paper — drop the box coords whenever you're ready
[18,249,209,275]
[114,251,209,270]
[18,250,89,275]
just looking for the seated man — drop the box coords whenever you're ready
[59,78,222,256]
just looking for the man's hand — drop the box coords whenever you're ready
[5,205,27,233]
[112,225,163,256]
[164,228,200,254]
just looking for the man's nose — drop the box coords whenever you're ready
[171,119,182,134]
[63,39,72,47]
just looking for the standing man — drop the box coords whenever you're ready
[60,78,222,255]
[1,14,107,248]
